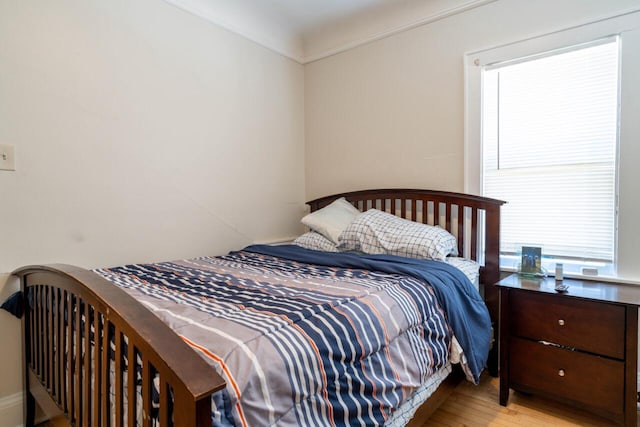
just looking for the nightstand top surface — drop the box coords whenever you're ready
[496,274,640,306]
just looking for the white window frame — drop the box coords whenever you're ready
[464,10,640,283]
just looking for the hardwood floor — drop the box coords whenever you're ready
[38,373,638,426]
[425,372,634,426]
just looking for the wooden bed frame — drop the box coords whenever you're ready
[13,188,504,427]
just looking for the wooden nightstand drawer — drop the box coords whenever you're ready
[510,337,624,417]
[509,290,625,359]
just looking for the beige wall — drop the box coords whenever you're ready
[0,0,304,424]
[0,0,306,271]
[304,0,640,200]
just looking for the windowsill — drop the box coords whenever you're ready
[500,254,640,286]
[500,266,640,286]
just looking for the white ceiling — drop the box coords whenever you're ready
[163,0,496,63]
[259,0,395,35]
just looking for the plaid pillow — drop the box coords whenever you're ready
[293,231,339,252]
[446,257,480,286]
[337,209,457,261]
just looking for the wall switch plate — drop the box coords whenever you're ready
[0,144,16,171]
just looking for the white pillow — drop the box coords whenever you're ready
[301,197,361,244]
[293,231,339,252]
[337,209,458,261]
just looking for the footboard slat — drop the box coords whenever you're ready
[36,287,43,386]
[93,309,102,424]
[47,287,54,397]
[56,288,63,406]
[75,296,82,424]
[159,378,170,427]
[127,344,136,427]
[29,287,35,375]
[114,326,123,427]
[142,355,151,427]
[16,266,226,427]
[100,319,109,426]
[82,301,91,426]
[36,286,40,375]
[66,293,74,420]
[42,287,46,383]
[39,287,45,390]
[61,290,67,412]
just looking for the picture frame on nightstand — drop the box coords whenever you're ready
[519,246,543,276]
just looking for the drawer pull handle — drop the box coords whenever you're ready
[558,369,565,377]
[558,319,565,326]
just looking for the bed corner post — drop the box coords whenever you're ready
[483,203,502,377]
[24,392,35,427]
[19,276,35,427]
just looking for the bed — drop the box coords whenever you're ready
[9,188,505,427]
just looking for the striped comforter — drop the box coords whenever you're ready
[95,245,487,426]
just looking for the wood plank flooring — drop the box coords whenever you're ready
[425,372,634,426]
[38,372,638,426]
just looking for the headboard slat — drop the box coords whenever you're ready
[422,200,428,227]
[411,199,417,222]
[445,204,451,232]
[471,208,478,261]
[457,206,464,257]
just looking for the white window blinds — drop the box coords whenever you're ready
[482,38,619,262]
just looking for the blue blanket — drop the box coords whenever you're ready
[243,244,491,383]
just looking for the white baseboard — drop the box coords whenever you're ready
[0,392,23,427]
[0,392,51,427]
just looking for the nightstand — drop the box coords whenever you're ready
[497,275,639,426]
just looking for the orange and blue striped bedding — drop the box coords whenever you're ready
[95,245,489,426]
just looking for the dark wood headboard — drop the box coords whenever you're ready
[307,188,505,285]
[307,188,506,375]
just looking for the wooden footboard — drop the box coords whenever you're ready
[13,264,226,427]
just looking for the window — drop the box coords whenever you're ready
[466,11,640,282]
[480,39,620,275]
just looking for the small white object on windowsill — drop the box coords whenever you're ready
[555,263,563,281]
[554,263,569,292]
